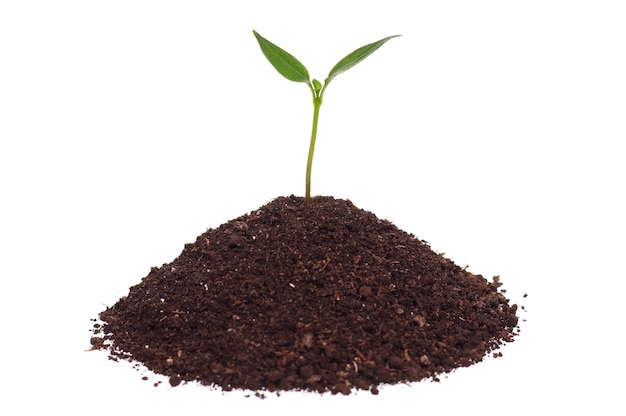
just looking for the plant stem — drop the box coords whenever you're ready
[305,95,322,202]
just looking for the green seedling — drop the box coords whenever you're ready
[253,30,400,202]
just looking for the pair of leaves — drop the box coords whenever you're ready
[252,30,400,94]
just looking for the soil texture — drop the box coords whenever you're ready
[91,196,519,395]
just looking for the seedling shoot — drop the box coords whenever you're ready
[252,30,400,202]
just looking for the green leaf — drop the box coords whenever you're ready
[253,30,310,84]
[312,79,323,95]
[326,35,401,85]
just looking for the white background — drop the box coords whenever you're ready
[1,1,624,414]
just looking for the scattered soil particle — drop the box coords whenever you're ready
[91,196,519,394]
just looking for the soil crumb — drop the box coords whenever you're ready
[91,195,519,395]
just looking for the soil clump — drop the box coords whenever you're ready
[91,195,519,394]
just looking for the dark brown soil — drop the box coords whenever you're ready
[91,196,519,395]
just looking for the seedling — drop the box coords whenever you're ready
[253,30,400,202]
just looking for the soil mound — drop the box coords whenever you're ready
[91,195,519,394]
